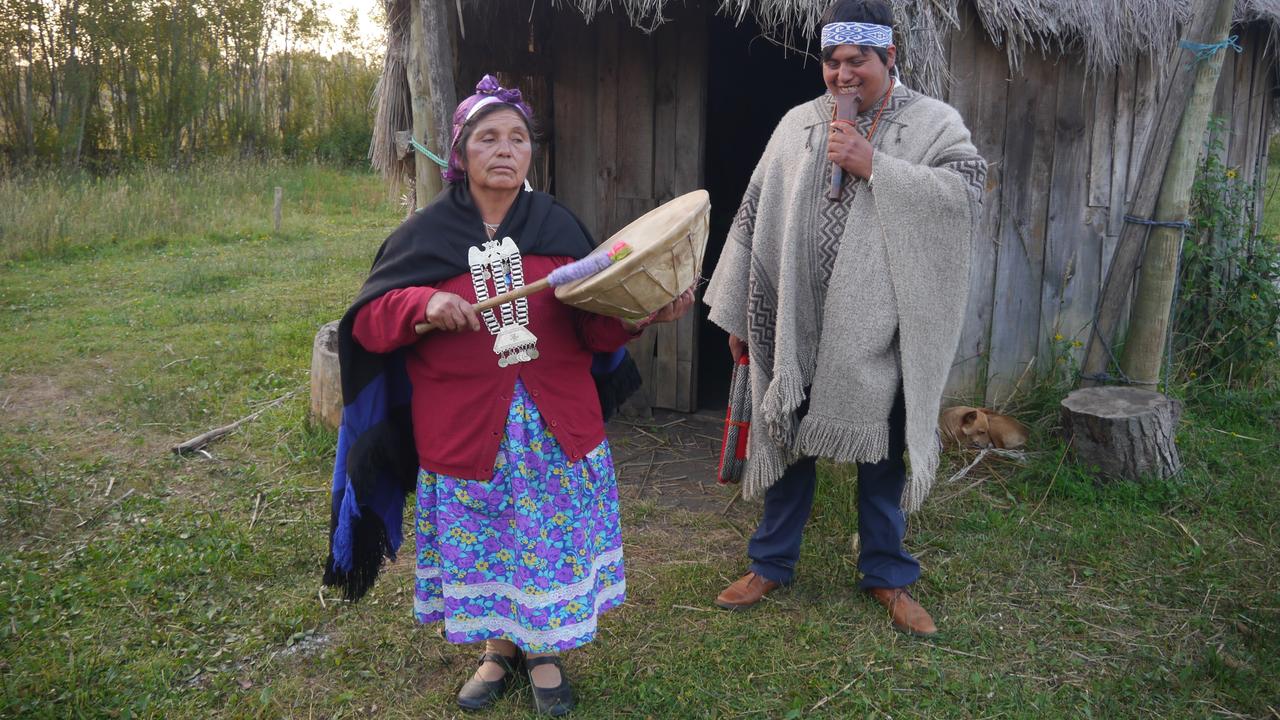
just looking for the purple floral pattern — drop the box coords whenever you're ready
[414,379,625,652]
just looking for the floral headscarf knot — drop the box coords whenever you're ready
[443,74,533,183]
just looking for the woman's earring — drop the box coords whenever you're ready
[524,178,533,192]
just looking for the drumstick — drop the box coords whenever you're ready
[827,91,860,201]
[413,241,633,334]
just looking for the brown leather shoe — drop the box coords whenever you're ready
[867,587,938,637]
[715,571,781,611]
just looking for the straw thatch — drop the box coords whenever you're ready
[374,0,1279,181]
[541,0,1280,96]
[369,0,414,193]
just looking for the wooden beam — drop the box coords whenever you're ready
[408,0,442,207]
[1080,0,1224,384]
[1119,0,1236,386]
[422,0,457,160]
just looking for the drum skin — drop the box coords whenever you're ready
[554,189,710,319]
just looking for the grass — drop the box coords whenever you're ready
[1,161,1278,719]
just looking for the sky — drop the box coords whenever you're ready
[315,0,386,57]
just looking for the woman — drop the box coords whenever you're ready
[703,0,987,635]
[324,75,692,715]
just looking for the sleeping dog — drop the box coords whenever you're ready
[939,406,1029,449]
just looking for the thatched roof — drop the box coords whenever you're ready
[372,0,1278,180]
[540,0,1280,95]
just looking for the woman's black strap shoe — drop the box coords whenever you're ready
[456,650,522,711]
[526,655,574,716]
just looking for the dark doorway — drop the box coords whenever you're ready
[697,16,825,410]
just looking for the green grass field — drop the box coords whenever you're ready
[0,162,1277,719]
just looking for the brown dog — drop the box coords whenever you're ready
[939,406,1028,449]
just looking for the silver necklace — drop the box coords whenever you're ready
[467,237,538,367]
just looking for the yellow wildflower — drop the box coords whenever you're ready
[1189,370,1198,378]
[1226,168,1238,179]
[1251,293,1259,300]
[1054,333,1064,342]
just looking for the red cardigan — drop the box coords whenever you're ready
[352,254,637,480]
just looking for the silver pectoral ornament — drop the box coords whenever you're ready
[468,237,539,367]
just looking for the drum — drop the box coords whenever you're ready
[554,189,710,319]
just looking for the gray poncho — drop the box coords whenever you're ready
[704,84,986,511]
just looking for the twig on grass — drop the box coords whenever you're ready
[1207,427,1262,442]
[75,488,135,529]
[171,388,301,456]
[671,604,717,613]
[720,486,741,516]
[160,356,204,370]
[1026,435,1073,522]
[927,644,992,661]
[249,492,265,529]
[1168,515,1200,548]
[945,448,990,484]
[810,664,872,713]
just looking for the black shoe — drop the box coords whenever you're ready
[456,649,522,711]
[527,655,574,716]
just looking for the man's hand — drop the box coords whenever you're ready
[828,122,873,180]
[728,333,748,362]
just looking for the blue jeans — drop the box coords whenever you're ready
[746,387,919,589]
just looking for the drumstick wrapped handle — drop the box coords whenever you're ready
[413,244,629,334]
[828,92,860,201]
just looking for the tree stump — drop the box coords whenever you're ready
[310,321,342,431]
[1060,386,1182,480]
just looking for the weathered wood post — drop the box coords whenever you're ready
[1081,0,1220,384]
[1061,387,1182,480]
[310,321,343,430]
[1120,0,1236,385]
[406,0,457,209]
[273,186,283,232]
[407,0,442,208]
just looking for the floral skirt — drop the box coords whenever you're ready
[413,379,625,653]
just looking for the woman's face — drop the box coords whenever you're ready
[822,44,896,114]
[463,108,532,193]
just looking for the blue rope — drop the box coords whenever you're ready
[1180,35,1242,66]
[1123,214,1192,230]
[408,137,449,168]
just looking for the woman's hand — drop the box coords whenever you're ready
[650,287,695,324]
[728,333,748,362]
[425,291,481,332]
[828,122,873,179]
[624,287,695,333]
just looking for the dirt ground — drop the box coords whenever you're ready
[606,409,746,517]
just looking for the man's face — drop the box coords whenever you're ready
[822,44,897,114]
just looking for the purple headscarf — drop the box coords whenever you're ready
[443,74,533,183]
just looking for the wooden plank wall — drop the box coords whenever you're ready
[945,12,1274,406]
[551,10,707,412]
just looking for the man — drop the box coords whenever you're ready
[702,0,986,636]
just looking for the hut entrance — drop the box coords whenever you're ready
[698,15,825,410]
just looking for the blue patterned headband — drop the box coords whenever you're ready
[821,22,893,49]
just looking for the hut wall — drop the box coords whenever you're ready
[944,3,1275,405]
[550,10,708,412]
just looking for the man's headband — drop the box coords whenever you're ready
[821,22,893,50]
